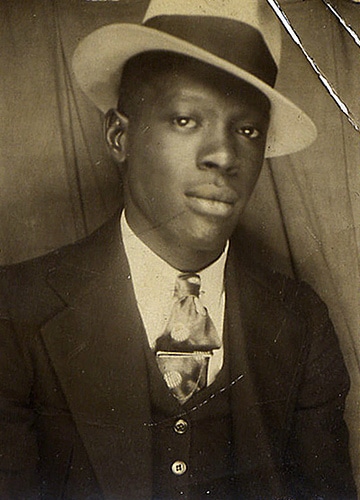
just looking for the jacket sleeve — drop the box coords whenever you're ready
[284,282,357,499]
[0,281,41,498]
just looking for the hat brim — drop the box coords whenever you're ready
[72,23,317,158]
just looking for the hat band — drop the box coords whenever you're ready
[144,15,278,87]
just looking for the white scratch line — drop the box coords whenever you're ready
[305,226,323,247]
[322,0,360,49]
[143,373,244,428]
[266,0,360,133]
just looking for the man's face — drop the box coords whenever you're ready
[113,60,270,268]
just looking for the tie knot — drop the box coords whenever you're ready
[175,273,201,298]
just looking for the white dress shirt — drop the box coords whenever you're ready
[120,212,228,386]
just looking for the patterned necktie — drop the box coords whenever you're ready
[155,273,221,404]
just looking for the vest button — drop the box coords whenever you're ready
[171,460,187,476]
[173,418,188,434]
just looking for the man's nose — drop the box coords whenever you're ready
[197,127,240,175]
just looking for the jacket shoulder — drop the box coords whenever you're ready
[0,214,120,323]
[231,239,330,326]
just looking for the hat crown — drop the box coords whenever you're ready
[144,0,281,66]
[72,0,317,157]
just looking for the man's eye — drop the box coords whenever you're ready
[173,116,197,129]
[236,126,261,139]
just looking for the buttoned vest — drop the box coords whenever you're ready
[145,335,237,500]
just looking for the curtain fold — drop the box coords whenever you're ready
[251,0,360,484]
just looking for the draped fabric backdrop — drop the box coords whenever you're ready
[1,0,359,490]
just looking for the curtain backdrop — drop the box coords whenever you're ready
[1,0,359,489]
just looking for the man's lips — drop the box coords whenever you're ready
[185,186,239,217]
[185,186,239,204]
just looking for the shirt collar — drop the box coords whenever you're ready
[120,211,229,346]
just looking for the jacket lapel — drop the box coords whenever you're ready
[39,219,308,498]
[40,218,153,499]
[225,247,307,497]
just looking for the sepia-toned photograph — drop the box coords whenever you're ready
[0,0,359,498]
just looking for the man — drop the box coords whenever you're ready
[0,0,356,498]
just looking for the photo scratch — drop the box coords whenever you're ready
[144,374,245,428]
[266,0,360,133]
[321,0,360,49]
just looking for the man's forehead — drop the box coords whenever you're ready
[119,51,270,109]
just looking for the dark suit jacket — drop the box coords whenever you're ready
[0,214,356,499]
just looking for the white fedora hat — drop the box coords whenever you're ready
[72,0,317,158]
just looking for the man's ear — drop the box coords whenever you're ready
[104,109,129,163]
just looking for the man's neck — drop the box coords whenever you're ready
[137,233,223,272]
[123,212,226,272]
